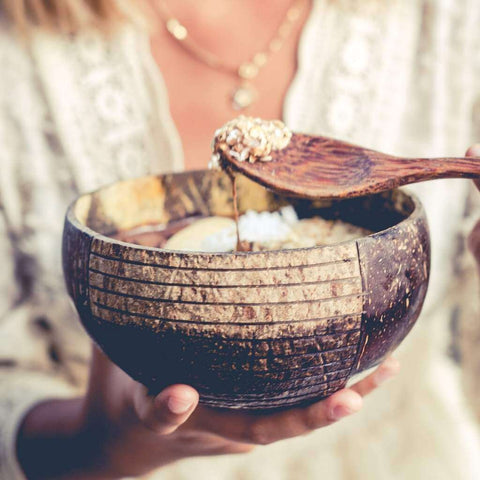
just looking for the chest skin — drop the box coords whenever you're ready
[149,0,312,171]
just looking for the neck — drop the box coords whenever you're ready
[151,0,306,67]
[154,0,299,25]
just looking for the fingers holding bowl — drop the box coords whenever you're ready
[134,384,199,435]
[349,356,400,397]
[188,357,399,446]
[190,389,361,446]
[467,219,480,266]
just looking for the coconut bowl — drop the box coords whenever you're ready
[63,170,430,410]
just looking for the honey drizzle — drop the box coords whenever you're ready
[227,169,250,252]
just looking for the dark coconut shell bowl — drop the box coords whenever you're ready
[63,170,430,410]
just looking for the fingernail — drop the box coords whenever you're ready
[376,370,394,385]
[375,360,399,385]
[167,395,194,415]
[331,405,355,420]
[468,144,480,156]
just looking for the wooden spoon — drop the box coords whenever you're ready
[220,133,480,199]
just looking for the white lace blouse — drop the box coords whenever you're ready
[1,0,480,479]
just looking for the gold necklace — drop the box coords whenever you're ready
[154,0,307,110]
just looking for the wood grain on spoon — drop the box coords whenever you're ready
[219,133,480,199]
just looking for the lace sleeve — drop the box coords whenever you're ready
[0,209,77,480]
[0,25,79,479]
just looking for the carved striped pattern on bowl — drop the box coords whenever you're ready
[88,238,365,407]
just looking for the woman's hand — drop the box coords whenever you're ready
[17,345,399,480]
[466,145,480,267]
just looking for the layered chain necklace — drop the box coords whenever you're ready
[153,0,307,110]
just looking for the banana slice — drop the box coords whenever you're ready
[164,216,236,252]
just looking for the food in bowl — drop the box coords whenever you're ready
[119,206,373,253]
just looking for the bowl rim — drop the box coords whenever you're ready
[65,171,427,258]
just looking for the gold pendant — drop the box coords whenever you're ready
[232,84,257,110]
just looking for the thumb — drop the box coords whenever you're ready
[133,384,199,435]
[466,144,480,191]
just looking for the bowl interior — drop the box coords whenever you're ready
[72,170,416,242]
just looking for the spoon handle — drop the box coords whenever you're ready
[395,156,480,182]
[419,156,480,176]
